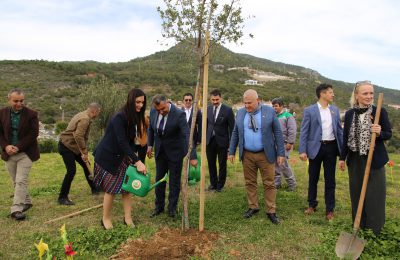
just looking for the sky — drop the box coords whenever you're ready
[1,0,400,90]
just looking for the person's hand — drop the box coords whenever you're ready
[371,124,381,136]
[285,143,293,151]
[299,153,308,161]
[228,155,235,164]
[81,153,89,162]
[339,160,346,171]
[277,156,285,166]
[134,160,147,174]
[146,147,153,159]
[5,145,18,156]
[190,159,198,167]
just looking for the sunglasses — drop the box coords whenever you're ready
[355,80,371,87]
[184,99,192,102]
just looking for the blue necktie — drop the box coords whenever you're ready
[158,115,165,136]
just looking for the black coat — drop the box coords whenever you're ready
[206,104,235,148]
[340,106,392,169]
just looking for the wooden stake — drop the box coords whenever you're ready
[199,30,210,232]
[44,203,103,224]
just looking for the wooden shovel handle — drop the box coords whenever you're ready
[353,93,383,230]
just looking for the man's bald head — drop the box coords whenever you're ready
[243,89,259,113]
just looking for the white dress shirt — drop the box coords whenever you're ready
[317,102,335,141]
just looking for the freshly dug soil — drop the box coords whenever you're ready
[110,227,219,260]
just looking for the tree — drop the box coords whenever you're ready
[157,0,252,230]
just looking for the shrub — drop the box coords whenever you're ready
[38,139,58,153]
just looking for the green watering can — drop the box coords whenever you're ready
[188,157,201,186]
[122,166,168,197]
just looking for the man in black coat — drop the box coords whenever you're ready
[147,94,197,218]
[206,89,235,192]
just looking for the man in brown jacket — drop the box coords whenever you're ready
[0,89,40,221]
[58,103,100,205]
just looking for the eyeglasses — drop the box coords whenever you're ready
[184,99,192,102]
[355,80,371,87]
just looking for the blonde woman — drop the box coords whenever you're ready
[339,80,392,235]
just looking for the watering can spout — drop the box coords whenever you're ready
[150,173,169,190]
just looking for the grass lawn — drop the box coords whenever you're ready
[0,151,399,259]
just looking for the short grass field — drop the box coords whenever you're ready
[0,151,399,259]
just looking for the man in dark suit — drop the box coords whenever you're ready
[147,94,197,218]
[299,83,343,221]
[206,89,235,192]
[0,89,40,221]
[182,93,202,146]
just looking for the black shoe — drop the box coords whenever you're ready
[243,208,260,218]
[11,211,26,221]
[216,187,222,192]
[207,185,216,192]
[22,203,33,212]
[150,208,164,218]
[168,210,176,218]
[58,198,75,205]
[267,213,280,225]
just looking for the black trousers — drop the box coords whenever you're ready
[307,142,338,212]
[58,142,97,199]
[206,136,228,190]
[154,146,183,213]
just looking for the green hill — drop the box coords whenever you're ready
[0,42,399,151]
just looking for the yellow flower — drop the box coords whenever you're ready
[60,224,66,236]
[34,239,49,260]
[60,224,68,244]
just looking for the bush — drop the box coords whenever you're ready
[55,121,68,135]
[38,139,58,153]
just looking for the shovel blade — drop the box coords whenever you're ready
[336,231,366,259]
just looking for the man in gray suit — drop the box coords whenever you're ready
[229,89,285,224]
[299,83,343,221]
[147,94,197,218]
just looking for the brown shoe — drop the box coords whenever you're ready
[304,207,316,215]
[326,211,334,221]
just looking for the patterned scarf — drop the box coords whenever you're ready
[348,105,372,155]
[248,104,261,132]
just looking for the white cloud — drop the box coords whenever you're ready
[1,0,400,89]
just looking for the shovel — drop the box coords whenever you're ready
[335,93,383,259]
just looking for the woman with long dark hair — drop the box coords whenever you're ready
[93,88,147,230]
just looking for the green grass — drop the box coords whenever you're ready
[0,152,399,259]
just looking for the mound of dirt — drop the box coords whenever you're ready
[110,227,219,260]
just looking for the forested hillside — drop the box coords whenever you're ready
[1,42,399,151]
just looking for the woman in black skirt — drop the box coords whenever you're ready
[93,88,147,230]
[339,80,392,235]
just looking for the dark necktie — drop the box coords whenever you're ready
[158,115,165,136]
[213,106,217,122]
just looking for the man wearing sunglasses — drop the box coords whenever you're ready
[182,93,202,146]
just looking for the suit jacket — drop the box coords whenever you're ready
[0,107,40,162]
[206,103,235,148]
[182,107,202,144]
[229,105,285,163]
[94,112,139,175]
[148,103,195,162]
[299,103,343,159]
[340,106,391,169]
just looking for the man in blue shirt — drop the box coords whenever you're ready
[229,89,285,224]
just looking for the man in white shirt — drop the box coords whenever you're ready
[299,84,343,221]
[182,93,202,145]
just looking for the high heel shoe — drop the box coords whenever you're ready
[123,219,135,228]
[101,219,113,230]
